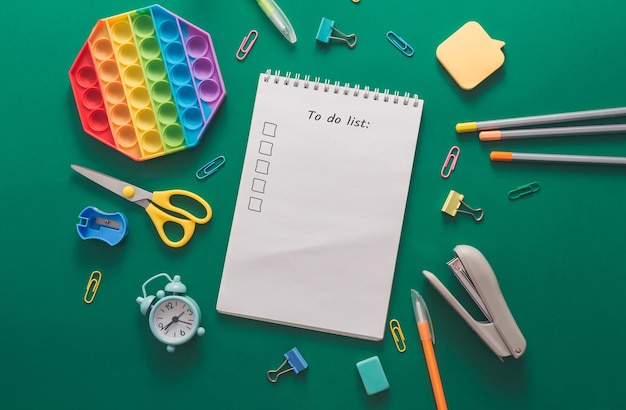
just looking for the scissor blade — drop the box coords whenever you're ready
[71,164,153,205]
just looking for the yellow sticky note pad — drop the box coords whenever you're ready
[436,21,505,90]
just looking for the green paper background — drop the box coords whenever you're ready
[2,1,626,409]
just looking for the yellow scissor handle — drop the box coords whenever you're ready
[145,190,213,248]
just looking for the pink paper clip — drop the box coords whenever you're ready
[441,146,460,178]
[236,30,258,61]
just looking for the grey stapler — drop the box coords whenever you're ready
[423,245,526,360]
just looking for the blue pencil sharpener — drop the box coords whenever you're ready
[77,206,129,246]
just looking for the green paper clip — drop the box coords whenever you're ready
[508,182,540,200]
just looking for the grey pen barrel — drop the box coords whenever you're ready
[466,107,626,132]
[480,124,626,140]
[508,152,626,165]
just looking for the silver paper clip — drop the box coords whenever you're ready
[441,146,460,178]
[423,245,526,360]
[236,30,258,61]
[386,31,414,57]
[196,156,225,180]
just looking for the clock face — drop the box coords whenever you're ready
[150,296,199,345]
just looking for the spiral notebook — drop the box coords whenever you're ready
[216,70,424,340]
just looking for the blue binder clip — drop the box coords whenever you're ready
[76,206,128,246]
[316,17,357,48]
[267,347,308,383]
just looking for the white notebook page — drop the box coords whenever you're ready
[216,71,424,340]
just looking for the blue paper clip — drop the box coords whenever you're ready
[76,206,128,246]
[267,347,309,383]
[196,156,225,180]
[386,31,414,57]
[316,17,357,48]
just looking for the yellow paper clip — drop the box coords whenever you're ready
[441,146,460,178]
[236,30,258,61]
[389,319,406,352]
[442,190,484,222]
[84,270,102,304]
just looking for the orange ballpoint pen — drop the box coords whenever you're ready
[411,289,447,410]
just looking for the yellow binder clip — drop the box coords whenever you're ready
[389,319,406,352]
[442,190,484,222]
[84,270,102,304]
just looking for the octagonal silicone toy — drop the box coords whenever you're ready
[69,5,226,161]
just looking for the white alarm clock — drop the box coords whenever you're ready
[136,273,205,352]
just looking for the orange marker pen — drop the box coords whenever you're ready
[411,289,447,410]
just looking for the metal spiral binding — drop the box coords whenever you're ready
[263,69,419,106]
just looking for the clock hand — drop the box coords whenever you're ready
[179,320,193,326]
[162,320,175,332]
[161,310,188,332]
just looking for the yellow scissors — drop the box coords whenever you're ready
[71,165,212,248]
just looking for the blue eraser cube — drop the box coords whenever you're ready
[356,356,389,395]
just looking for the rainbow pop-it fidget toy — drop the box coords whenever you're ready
[69,5,226,161]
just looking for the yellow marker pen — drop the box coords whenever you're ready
[457,106,626,133]
[255,0,297,43]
